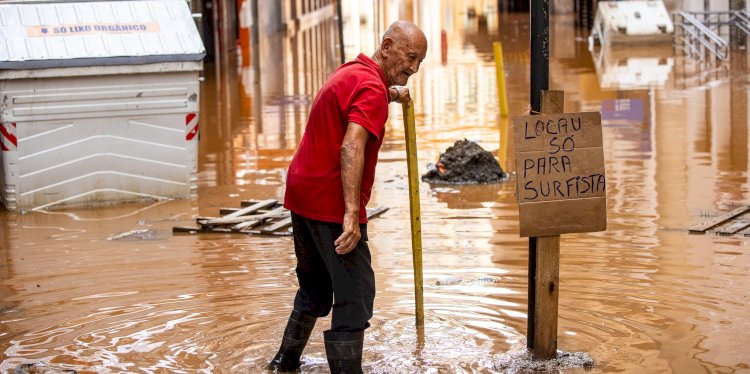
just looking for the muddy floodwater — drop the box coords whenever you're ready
[2,5,750,374]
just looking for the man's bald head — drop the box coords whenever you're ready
[372,20,428,86]
[382,20,428,47]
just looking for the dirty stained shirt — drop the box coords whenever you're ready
[284,53,390,224]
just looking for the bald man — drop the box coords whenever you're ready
[267,21,427,373]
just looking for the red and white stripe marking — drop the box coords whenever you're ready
[0,123,17,152]
[185,113,199,141]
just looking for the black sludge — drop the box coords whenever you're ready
[421,139,507,184]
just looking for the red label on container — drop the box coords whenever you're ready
[0,123,17,151]
[185,113,198,141]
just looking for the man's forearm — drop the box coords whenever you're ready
[335,122,369,254]
[341,134,366,216]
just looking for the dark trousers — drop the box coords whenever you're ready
[291,212,376,332]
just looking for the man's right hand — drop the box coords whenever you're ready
[389,86,411,104]
[334,211,361,255]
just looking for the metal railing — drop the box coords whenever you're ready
[674,12,728,61]
[673,10,750,62]
[735,10,750,35]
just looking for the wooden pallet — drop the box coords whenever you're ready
[173,200,389,236]
[688,205,750,237]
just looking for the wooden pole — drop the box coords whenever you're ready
[402,100,424,328]
[528,90,563,360]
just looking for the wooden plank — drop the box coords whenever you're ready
[240,200,266,207]
[199,200,278,226]
[199,216,259,226]
[223,199,277,219]
[532,235,560,360]
[173,226,232,234]
[298,3,334,32]
[716,218,750,236]
[689,205,750,233]
[366,206,389,219]
[520,198,606,237]
[220,208,239,215]
[261,217,293,234]
[246,228,293,236]
[541,90,564,114]
[250,206,389,234]
[514,111,606,237]
[199,206,287,226]
[528,90,563,361]
[176,205,389,236]
[196,215,271,224]
[220,207,276,216]
[232,219,263,232]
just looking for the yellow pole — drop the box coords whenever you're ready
[402,99,424,328]
[498,116,510,171]
[493,41,509,117]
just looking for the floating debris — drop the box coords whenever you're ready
[422,139,507,184]
[492,349,595,373]
[173,199,388,236]
[108,229,160,241]
[435,276,500,286]
[13,362,78,374]
[435,276,461,286]
[173,199,294,236]
[688,204,750,237]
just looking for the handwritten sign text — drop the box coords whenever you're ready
[514,112,607,237]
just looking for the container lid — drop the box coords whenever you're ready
[0,0,206,69]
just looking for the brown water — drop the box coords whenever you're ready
[2,4,750,373]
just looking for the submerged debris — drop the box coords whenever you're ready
[492,349,595,373]
[172,199,388,236]
[13,363,78,374]
[435,276,500,286]
[108,229,160,241]
[422,139,507,184]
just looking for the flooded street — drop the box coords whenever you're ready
[2,2,750,373]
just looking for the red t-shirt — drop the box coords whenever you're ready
[284,54,390,224]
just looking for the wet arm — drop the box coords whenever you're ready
[334,122,369,254]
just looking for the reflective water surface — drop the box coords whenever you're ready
[2,2,750,373]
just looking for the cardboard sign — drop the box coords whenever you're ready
[514,112,607,237]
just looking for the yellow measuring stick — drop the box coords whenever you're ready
[402,99,424,327]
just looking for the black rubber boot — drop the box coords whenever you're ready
[324,330,364,374]
[266,310,317,372]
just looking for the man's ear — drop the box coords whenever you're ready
[380,37,394,57]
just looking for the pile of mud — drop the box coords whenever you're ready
[421,139,507,184]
